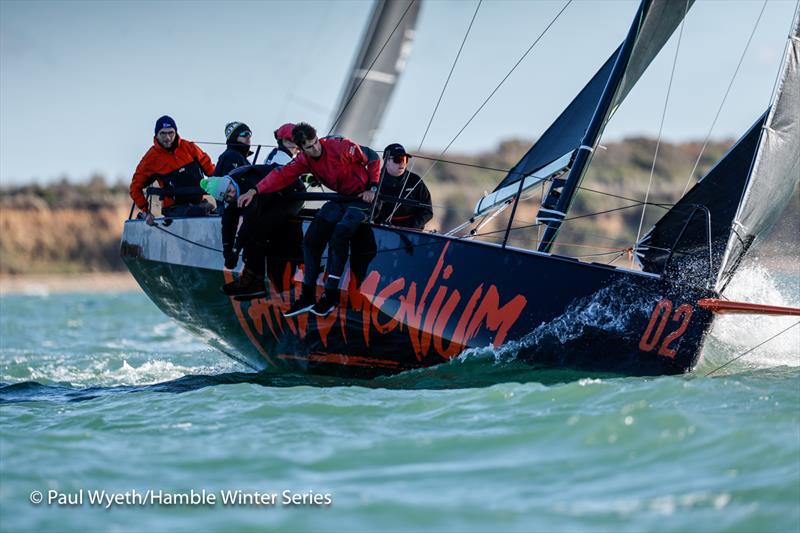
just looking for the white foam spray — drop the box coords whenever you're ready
[703,264,800,369]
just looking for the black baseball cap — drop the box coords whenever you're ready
[383,143,411,159]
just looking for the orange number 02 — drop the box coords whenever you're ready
[638,299,694,358]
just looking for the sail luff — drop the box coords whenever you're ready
[328,0,421,146]
[715,5,800,291]
[481,0,695,220]
[536,0,651,253]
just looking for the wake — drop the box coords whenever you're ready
[699,264,800,372]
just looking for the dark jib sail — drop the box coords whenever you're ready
[328,0,422,146]
[635,112,769,287]
[475,1,695,244]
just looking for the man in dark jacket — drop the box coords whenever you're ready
[130,115,215,225]
[201,124,304,298]
[373,143,433,230]
[238,122,380,316]
[214,121,253,177]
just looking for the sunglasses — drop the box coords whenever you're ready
[390,155,409,164]
[238,131,252,138]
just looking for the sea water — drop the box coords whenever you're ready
[0,267,798,532]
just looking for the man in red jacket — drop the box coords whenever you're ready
[238,122,379,316]
[130,115,216,225]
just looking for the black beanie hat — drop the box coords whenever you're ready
[154,115,177,135]
[225,121,252,144]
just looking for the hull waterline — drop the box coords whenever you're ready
[121,217,716,379]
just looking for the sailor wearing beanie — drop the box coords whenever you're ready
[215,121,253,177]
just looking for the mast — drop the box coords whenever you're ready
[328,0,421,146]
[475,1,693,228]
[536,0,651,253]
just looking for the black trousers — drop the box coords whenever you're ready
[302,200,369,290]
[239,196,303,277]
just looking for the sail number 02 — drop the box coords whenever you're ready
[638,299,693,358]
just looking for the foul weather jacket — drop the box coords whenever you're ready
[220,151,303,257]
[130,136,215,212]
[214,143,251,177]
[255,137,379,196]
[374,170,433,229]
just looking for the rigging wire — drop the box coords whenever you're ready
[154,224,223,253]
[681,0,768,196]
[467,202,645,239]
[389,0,483,222]
[633,0,689,257]
[189,138,672,210]
[327,0,417,137]
[272,3,332,128]
[703,320,800,377]
[414,0,482,156]
[607,250,629,266]
[416,0,573,188]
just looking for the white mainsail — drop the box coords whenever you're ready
[328,0,421,146]
[716,5,800,291]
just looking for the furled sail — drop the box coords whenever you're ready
[715,6,800,292]
[328,0,421,146]
[635,112,768,288]
[476,0,695,219]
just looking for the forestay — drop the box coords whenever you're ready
[475,0,695,234]
[635,112,768,287]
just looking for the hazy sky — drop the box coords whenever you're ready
[1,0,797,185]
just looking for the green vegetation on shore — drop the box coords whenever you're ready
[1,136,796,275]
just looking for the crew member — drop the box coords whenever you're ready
[201,123,304,298]
[238,122,379,316]
[130,115,215,225]
[374,143,432,230]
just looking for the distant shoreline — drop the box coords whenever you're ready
[0,273,140,295]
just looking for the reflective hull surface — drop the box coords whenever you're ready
[121,217,716,378]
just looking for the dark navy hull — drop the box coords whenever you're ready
[121,216,716,378]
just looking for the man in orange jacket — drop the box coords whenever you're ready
[130,115,216,225]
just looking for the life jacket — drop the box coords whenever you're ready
[129,136,215,211]
[155,161,206,205]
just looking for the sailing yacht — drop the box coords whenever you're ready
[120,0,799,378]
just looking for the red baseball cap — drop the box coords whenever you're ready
[274,123,296,141]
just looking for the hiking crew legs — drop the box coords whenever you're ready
[240,197,303,276]
[302,201,368,290]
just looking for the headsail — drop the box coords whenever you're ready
[635,112,768,287]
[474,49,620,216]
[328,0,421,146]
[534,0,694,252]
[715,6,800,291]
[474,1,694,244]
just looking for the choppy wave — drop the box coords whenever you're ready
[698,265,800,373]
[1,264,797,401]
[1,277,798,532]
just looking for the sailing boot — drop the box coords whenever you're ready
[311,288,340,317]
[222,268,266,299]
[283,284,316,317]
